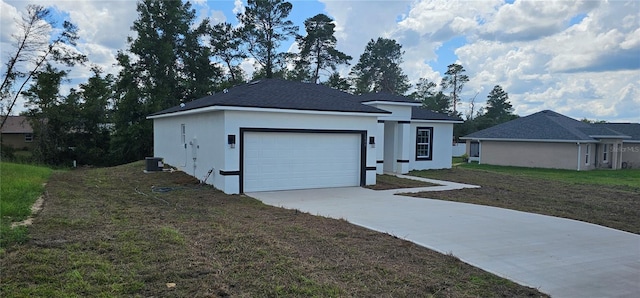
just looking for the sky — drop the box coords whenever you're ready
[1,0,639,122]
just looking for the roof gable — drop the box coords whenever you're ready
[411,107,462,122]
[150,79,389,116]
[358,91,419,104]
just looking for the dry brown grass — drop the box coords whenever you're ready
[365,174,438,190]
[0,162,546,297]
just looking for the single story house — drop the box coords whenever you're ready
[461,110,640,170]
[0,116,34,150]
[148,79,461,194]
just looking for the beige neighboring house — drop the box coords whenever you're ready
[461,110,640,170]
[1,116,35,150]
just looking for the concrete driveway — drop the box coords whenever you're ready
[247,179,640,298]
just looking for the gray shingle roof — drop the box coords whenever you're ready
[593,123,640,141]
[411,107,463,122]
[463,110,631,141]
[0,116,33,134]
[150,79,390,116]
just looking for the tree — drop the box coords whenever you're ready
[350,38,410,95]
[440,63,469,115]
[323,72,351,92]
[484,85,516,122]
[0,4,85,130]
[296,14,351,83]
[409,78,451,114]
[74,66,114,166]
[238,0,298,79]
[112,0,218,163]
[22,64,76,165]
[210,22,247,86]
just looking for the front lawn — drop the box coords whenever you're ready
[0,162,545,297]
[410,165,640,234]
[458,162,640,189]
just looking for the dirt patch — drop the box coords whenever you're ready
[408,168,640,234]
[0,162,547,297]
[10,184,47,229]
[366,174,439,190]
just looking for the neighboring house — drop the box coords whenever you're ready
[148,79,461,194]
[461,110,640,170]
[0,116,34,150]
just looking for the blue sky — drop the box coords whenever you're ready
[1,0,639,122]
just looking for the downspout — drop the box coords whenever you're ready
[576,142,581,171]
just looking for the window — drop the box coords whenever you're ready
[181,124,186,144]
[603,144,609,163]
[585,144,590,165]
[416,127,433,160]
[24,133,33,142]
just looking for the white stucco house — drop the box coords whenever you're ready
[148,79,462,194]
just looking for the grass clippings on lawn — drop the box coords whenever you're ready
[365,174,439,190]
[409,167,640,234]
[0,162,546,297]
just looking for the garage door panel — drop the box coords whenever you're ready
[243,132,361,192]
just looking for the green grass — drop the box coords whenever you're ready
[1,162,53,247]
[458,162,640,188]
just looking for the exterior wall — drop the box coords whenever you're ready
[479,141,590,170]
[375,122,384,174]
[621,143,640,168]
[153,111,226,190]
[1,133,35,149]
[154,110,380,194]
[408,122,454,170]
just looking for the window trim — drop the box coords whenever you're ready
[180,124,186,144]
[415,127,433,161]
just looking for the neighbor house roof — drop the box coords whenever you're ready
[593,123,640,142]
[411,107,463,122]
[0,116,33,134]
[150,79,390,117]
[461,110,630,142]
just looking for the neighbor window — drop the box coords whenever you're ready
[603,144,609,163]
[181,124,186,144]
[585,144,591,165]
[416,127,433,160]
[24,133,33,142]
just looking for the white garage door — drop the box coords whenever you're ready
[243,131,362,192]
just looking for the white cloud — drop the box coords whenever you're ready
[232,0,244,15]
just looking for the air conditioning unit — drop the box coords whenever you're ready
[145,157,164,172]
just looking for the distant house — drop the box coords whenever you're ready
[148,79,461,194]
[0,116,35,150]
[461,110,640,170]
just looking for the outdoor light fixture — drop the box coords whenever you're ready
[369,136,375,148]
[228,134,236,148]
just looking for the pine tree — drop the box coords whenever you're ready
[350,38,410,95]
